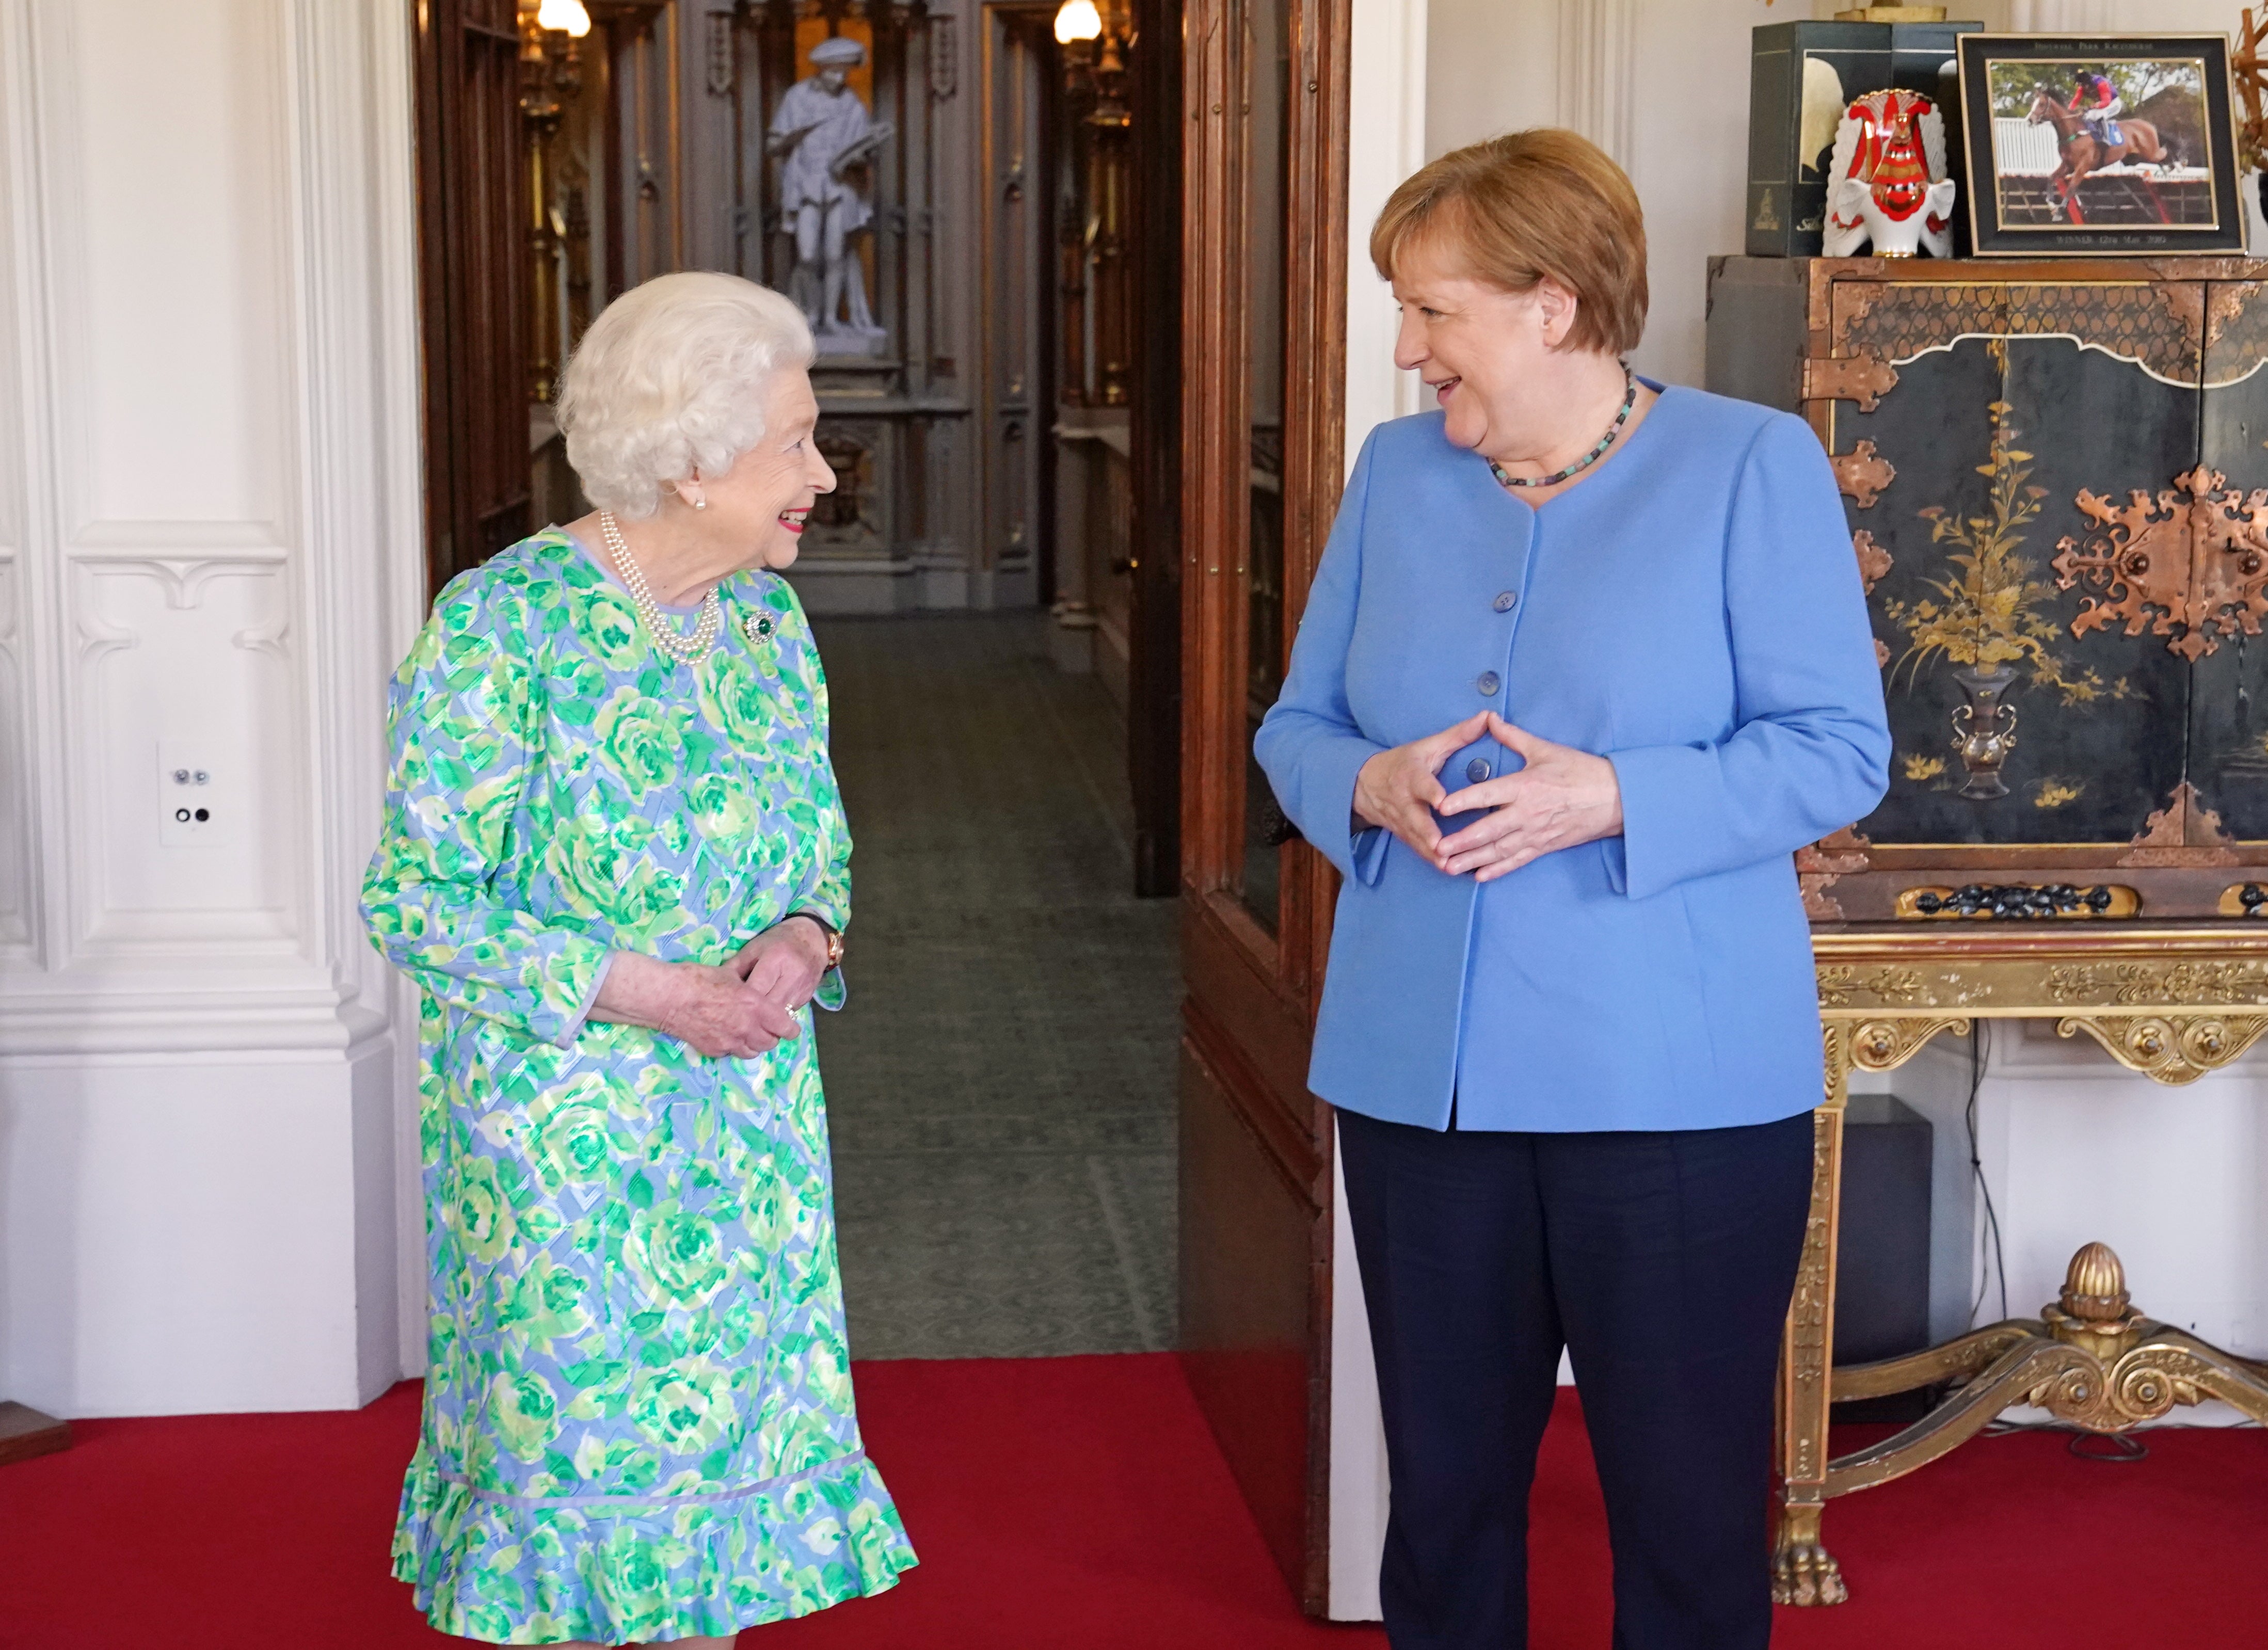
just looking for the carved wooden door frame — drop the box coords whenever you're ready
[412,0,536,596]
[1176,0,1350,1611]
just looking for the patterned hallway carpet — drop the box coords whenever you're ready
[808,613,1180,1358]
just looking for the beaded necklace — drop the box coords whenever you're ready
[1488,363,1637,491]
[598,510,726,666]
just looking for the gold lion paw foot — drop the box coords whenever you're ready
[1771,1541,1848,1607]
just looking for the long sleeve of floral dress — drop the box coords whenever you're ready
[363,531,911,1647]
[364,572,615,1047]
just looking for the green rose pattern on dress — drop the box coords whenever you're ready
[363,530,913,1644]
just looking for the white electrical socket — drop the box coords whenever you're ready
[157,743,230,847]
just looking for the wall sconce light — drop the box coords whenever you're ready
[537,0,592,37]
[1053,0,1101,45]
[1055,0,1131,124]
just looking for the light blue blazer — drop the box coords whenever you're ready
[1255,387,1891,1133]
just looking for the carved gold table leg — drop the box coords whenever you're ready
[1818,1244,2268,1488]
[1772,1028,1848,1607]
[1775,1015,1971,1605]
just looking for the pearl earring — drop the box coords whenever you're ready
[692,496,707,510]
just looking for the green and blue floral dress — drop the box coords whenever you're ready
[363,528,914,1644]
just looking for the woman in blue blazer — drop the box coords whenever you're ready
[1255,132,1890,1649]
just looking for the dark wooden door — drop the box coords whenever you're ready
[413,0,534,597]
[1176,0,1348,1612]
[1126,0,1184,898]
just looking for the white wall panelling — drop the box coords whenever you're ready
[1556,0,1635,168]
[0,0,426,1415]
[1343,0,1431,444]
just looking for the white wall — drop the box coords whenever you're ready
[0,0,425,1416]
[1852,1023,2268,1427]
[1422,0,1793,388]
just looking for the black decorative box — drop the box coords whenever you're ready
[1747,19,1982,258]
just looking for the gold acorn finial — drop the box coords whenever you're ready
[2060,1242,2131,1322]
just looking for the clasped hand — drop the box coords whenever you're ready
[1353,711,1623,883]
[590,920,834,1060]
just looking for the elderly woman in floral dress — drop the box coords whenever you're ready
[364,270,915,1646]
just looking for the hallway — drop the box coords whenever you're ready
[809,613,1180,1358]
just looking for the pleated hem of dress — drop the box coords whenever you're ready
[390,1440,919,1645]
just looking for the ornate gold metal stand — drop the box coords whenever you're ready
[1775,927,2268,1606]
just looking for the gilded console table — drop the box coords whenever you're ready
[1773,925,2268,1606]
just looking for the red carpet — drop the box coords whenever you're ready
[3,1355,2262,1648]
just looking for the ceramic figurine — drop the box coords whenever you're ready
[1824,88,1955,259]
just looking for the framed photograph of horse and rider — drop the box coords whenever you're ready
[1958,34,2245,255]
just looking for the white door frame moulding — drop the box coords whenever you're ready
[0,0,425,1058]
[1331,0,1427,1621]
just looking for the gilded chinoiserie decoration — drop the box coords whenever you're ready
[1802,353,1899,410]
[1834,443,1896,509]
[2043,957,2268,1006]
[1883,404,2115,800]
[1895,883,2138,920]
[1847,1016,1970,1070]
[2054,1013,2268,1081]
[1815,963,1928,1008]
[1828,281,2200,387]
[2119,781,2239,866]
[2051,468,2268,662]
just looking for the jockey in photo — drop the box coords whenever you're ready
[2072,69,2126,148]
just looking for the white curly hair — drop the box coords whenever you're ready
[558,271,816,519]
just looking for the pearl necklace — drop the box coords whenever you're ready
[599,510,724,666]
[1488,364,1637,491]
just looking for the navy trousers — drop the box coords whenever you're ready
[1337,1106,1815,1650]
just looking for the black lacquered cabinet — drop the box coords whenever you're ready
[1708,255,2268,922]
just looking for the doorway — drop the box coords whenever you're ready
[406,0,1192,1375]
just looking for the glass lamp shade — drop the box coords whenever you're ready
[537,0,592,37]
[1054,0,1103,44]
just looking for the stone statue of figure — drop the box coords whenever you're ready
[769,36,895,350]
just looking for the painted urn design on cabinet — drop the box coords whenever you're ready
[1883,397,2109,804]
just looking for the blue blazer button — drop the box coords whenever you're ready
[1466,757,1492,782]
[1493,590,1518,612]
[1477,671,1500,696]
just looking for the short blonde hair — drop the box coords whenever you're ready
[558,271,816,518]
[1370,129,1648,358]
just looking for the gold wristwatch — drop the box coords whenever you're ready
[791,912,845,969]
